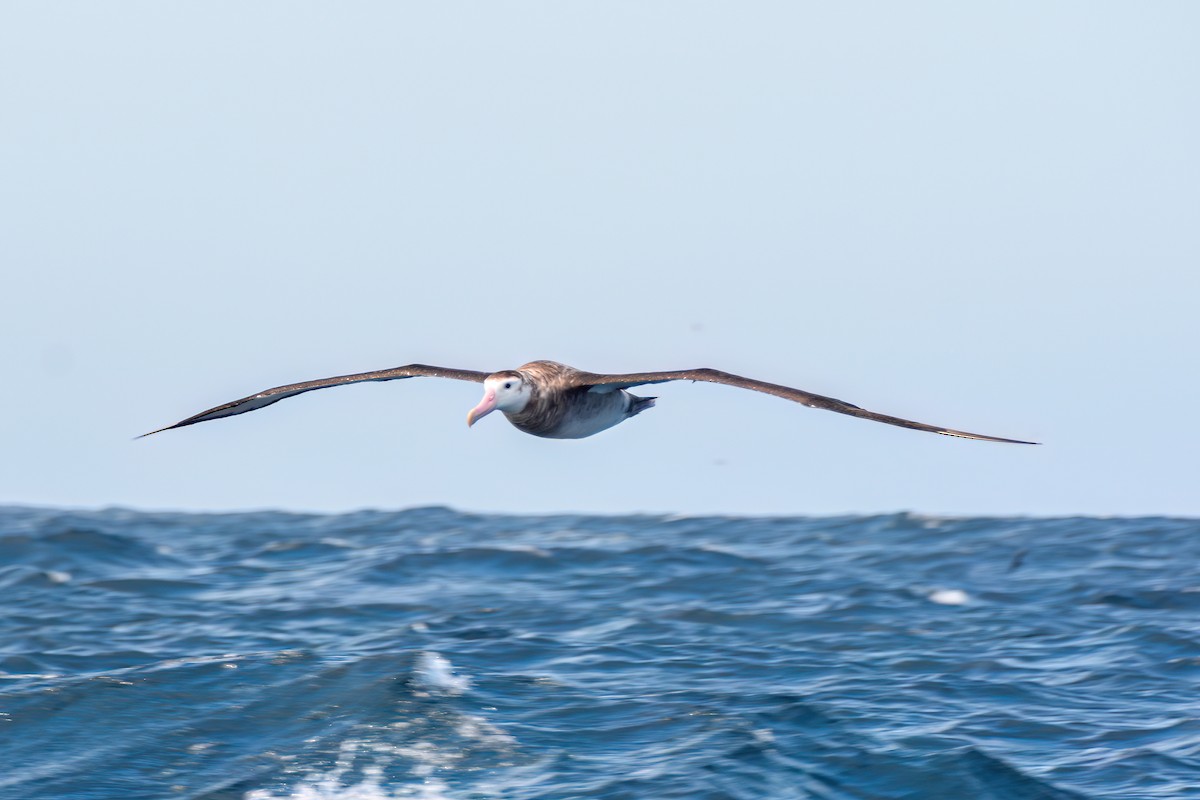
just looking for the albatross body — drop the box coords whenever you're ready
[468,361,657,439]
[141,359,1037,445]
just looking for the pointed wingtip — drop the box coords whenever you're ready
[939,429,1041,445]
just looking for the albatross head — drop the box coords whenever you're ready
[467,371,532,427]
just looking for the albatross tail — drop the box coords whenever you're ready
[628,395,656,417]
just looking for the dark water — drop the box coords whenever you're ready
[1,507,1198,799]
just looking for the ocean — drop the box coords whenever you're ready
[0,506,1196,799]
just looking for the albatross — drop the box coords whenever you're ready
[140,360,1037,444]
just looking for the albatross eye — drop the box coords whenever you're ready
[504,382,512,389]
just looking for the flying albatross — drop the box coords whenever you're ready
[140,360,1037,444]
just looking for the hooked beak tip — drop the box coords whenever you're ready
[467,393,496,428]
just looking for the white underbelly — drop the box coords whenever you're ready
[541,403,628,439]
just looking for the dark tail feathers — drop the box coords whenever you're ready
[628,395,657,416]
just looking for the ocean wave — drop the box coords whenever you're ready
[2,507,1198,798]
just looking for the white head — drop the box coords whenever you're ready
[467,372,532,427]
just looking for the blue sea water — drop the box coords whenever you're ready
[1,507,1198,799]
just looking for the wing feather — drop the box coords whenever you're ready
[572,368,1038,445]
[140,364,488,438]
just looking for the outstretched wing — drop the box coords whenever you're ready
[140,364,488,438]
[571,368,1038,445]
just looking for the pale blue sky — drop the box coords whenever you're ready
[2,3,1197,516]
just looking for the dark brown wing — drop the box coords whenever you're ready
[571,368,1038,445]
[140,364,488,438]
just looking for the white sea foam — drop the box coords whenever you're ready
[928,588,970,606]
[242,767,457,800]
[238,713,519,800]
[243,739,460,800]
[241,659,517,798]
[414,652,470,695]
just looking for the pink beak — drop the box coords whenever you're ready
[467,391,497,427]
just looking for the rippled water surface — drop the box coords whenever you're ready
[1,507,1198,799]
